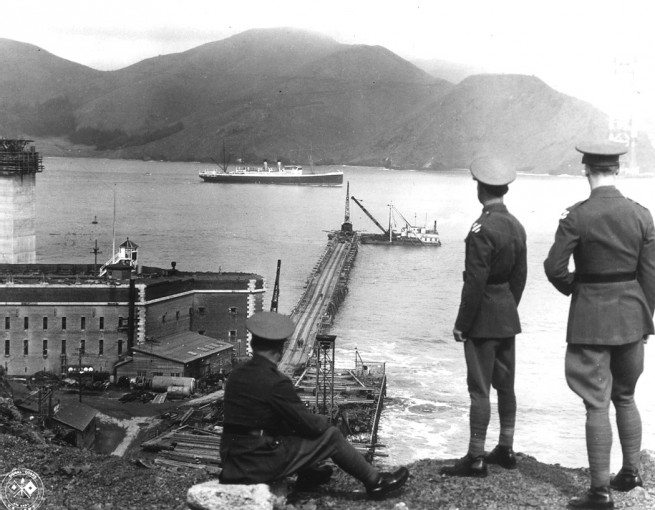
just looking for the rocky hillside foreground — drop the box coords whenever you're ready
[2,372,654,509]
[1,430,654,509]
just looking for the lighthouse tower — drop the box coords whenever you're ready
[0,139,43,263]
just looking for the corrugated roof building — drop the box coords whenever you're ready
[116,331,234,380]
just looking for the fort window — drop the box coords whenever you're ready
[99,317,104,330]
[99,339,104,356]
[43,317,48,330]
[23,340,28,356]
[176,311,180,321]
[153,371,163,376]
[61,339,66,355]
[62,317,67,330]
[229,306,238,315]
[4,340,9,356]
[198,307,206,316]
[43,340,48,358]
[117,340,123,355]
[5,317,9,330]
[81,317,86,331]
[80,340,85,355]
[24,317,28,330]
[198,330,205,335]
[171,372,180,377]
[229,330,237,339]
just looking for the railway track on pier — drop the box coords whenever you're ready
[278,232,358,375]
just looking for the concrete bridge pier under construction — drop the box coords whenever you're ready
[0,139,43,263]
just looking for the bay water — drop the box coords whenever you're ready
[36,157,655,470]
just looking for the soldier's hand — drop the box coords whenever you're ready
[453,328,467,343]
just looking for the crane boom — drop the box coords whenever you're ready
[351,196,388,234]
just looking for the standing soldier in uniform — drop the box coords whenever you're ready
[544,142,655,509]
[220,311,410,499]
[441,157,527,477]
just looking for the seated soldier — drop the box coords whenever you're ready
[219,311,409,499]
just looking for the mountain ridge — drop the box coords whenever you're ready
[0,29,652,174]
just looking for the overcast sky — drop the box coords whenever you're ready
[3,0,654,136]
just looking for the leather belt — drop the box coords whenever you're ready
[223,424,272,436]
[575,272,637,284]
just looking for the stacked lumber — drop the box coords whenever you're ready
[141,425,222,471]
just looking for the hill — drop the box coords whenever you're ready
[364,73,654,174]
[412,56,488,84]
[0,29,652,174]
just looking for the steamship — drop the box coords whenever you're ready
[199,160,343,186]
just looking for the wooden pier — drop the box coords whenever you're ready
[277,226,387,461]
[141,224,389,467]
[278,230,359,374]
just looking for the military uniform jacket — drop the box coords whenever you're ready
[455,202,527,338]
[220,354,330,482]
[544,186,655,345]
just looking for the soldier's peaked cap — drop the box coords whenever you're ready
[576,141,627,167]
[469,157,516,186]
[246,311,295,341]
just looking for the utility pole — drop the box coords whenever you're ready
[270,260,281,312]
[76,347,83,403]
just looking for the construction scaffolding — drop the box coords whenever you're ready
[315,334,336,419]
[0,139,44,174]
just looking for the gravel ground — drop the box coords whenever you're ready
[2,434,654,510]
[2,375,654,509]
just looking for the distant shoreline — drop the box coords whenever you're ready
[32,137,654,178]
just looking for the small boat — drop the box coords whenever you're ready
[91,215,98,224]
[199,160,343,186]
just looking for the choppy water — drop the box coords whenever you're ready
[36,157,655,469]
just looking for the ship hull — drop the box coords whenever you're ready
[359,233,441,247]
[199,171,343,186]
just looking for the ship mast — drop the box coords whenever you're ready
[388,204,392,243]
[112,185,116,258]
